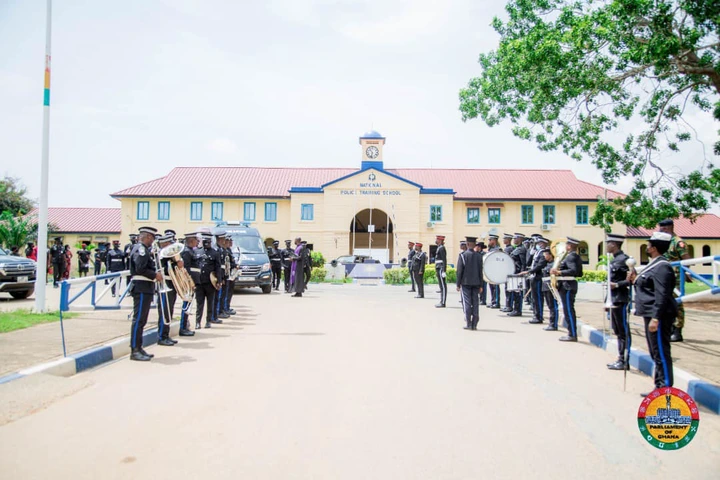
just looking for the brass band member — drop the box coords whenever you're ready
[156,233,179,347]
[129,226,161,362]
[179,232,199,336]
[550,236,583,342]
[434,235,447,308]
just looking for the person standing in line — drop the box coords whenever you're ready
[521,237,549,324]
[507,233,527,317]
[128,226,161,362]
[476,242,488,305]
[281,240,293,293]
[456,236,484,330]
[406,241,417,293]
[501,233,515,312]
[605,233,631,371]
[195,234,223,329]
[269,240,283,290]
[76,243,92,278]
[50,237,65,288]
[541,249,559,331]
[290,237,306,297]
[178,232,199,337]
[434,235,447,308]
[550,237,583,342]
[486,234,501,308]
[412,242,427,299]
[106,240,126,297]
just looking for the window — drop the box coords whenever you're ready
[467,207,480,224]
[640,244,649,265]
[211,202,224,221]
[576,206,589,225]
[158,201,170,221]
[543,205,555,224]
[137,201,149,220]
[430,205,443,222]
[521,205,534,224]
[94,236,108,244]
[190,202,203,221]
[687,244,695,258]
[265,202,277,222]
[301,204,314,221]
[488,208,501,224]
[243,202,256,222]
[578,241,589,265]
[703,245,711,266]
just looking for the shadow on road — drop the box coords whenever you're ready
[474,329,515,334]
[151,355,197,365]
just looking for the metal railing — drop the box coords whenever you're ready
[673,255,720,304]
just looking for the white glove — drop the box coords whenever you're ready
[441,272,446,278]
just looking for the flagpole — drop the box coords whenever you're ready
[34,0,52,313]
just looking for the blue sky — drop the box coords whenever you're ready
[0,0,716,214]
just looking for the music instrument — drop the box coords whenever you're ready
[159,243,195,302]
[210,272,218,288]
[549,242,567,303]
[482,250,515,285]
[506,274,524,292]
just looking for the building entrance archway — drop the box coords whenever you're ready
[350,208,394,263]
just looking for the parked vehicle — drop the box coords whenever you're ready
[213,222,272,294]
[0,247,37,299]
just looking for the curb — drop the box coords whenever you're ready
[577,320,720,414]
[0,322,180,385]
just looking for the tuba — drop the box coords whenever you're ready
[160,243,195,302]
[549,241,567,303]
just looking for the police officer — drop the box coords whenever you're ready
[434,235,447,308]
[213,232,229,321]
[657,218,691,342]
[507,233,527,317]
[458,240,467,305]
[223,235,237,315]
[407,241,417,293]
[476,242,488,305]
[412,242,427,298]
[521,237,549,324]
[629,232,677,389]
[541,249,559,331]
[129,226,161,362]
[195,233,222,329]
[486,234,501,308]
[93,248,103,276]
[281,240,293,293]
[106,240,126,297]
[269,240,282,290]
[550,236,583,342]
[155,233,179,346]
[501,233,515,312]
[605,233,631,370]
[179,232,199,336]
[123,234,138,269]
[50,237,65,288]
[456,236,484,330]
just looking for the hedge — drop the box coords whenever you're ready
[383,267,457,285]
[310,266,327,283]
[580,270,607,282]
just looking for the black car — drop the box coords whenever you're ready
[0,248,37,299]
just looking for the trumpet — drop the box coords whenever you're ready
[159,243,195,302]
[549,241,567,304]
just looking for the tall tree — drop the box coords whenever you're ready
[459,0,719,228]
[0,176,35,216]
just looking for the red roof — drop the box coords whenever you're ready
[112,167,622,201]
[626,214,720,239]
[27,207,121,233]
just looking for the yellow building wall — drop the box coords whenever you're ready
[625,238,720,276]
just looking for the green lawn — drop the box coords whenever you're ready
[682,281,712,295]
[0,309,77,333]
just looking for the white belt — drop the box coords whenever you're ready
[190,268,201,273]
[435,261,444,264]
[132,276,154,282]
[111,259,124,262]
[542,276,577,282]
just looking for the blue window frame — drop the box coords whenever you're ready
[211,202,224,221]
[158,201,170,221]
[301,204,314,221]
[576,206,589,225]
[521,205,534,224]
[543,205,555,224]
[190,202,203,221]
[243,202,256,222]
[265,202,277,222]
[137,201,149,221]
[430,205,443,222]
[488,208,501,224]
[467,207,480,224]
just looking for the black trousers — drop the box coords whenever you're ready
[180,300,191,331]
[52,261,65,285]
[543,290,559,328]
[195,284,215,325]
[479,280,487,304]
[304,267,311,290]
[504,285,513,309]
[461,285,480,328]
[511,291,523,314]
[413,270,424,297]
[490,284,500,306]
[109,269,123,295]
[283,267,291,291]
[156,289,176,339]
[644,317,673,388]
[409,265,416,291]
[94,261,102,276]
[436,267,447,305]
[531,278,544,321]
[130,292,152,349]
[226,280,235,309]
[559,287,578,337]
[611,302,630,361]
[271,263,282,289]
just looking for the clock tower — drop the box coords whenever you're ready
[359,130,386,163]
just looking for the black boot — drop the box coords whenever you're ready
[607,360,627,370]
[196,321,201,329]
[130,348,151,361]
[158,337,174,346]
[179,329,195,336]
[670,327,683,342]
[139,347,154,358]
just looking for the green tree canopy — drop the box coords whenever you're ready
[460,0,719,228]
[0,176,35,216]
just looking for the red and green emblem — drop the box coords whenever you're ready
[637,387,699,450]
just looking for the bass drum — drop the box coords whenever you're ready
[483,250,515,285]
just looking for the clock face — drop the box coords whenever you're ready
[366,146,379,159]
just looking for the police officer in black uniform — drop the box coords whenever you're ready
[605,233,631,370]
[179,232,199,336]
[155,233,179,346]
[106,240,126,297]
[93,248,103,276]
[456,236,484,330]
[406,241,416,293]
[501,233,515,312]
[281,240,293,293]
[540,249,559,330]
[213,231,229,321]
[476,242,488,305]
[269,240,282,290]
[551,236,583,342]
[522,237,549,324]
[412,242,427,298]
[434,235,447,308]
[223,235,237,315]
[196,233,222,329]
[50,237,65,288]
[129,226,161,362]
[629,232,677,389]
[123,234,138,269]
[508,233,527,317]
[486,234,501,308]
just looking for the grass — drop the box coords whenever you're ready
[0,309,78,333]
[682,281,713,296]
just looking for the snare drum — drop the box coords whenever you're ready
[482,250,515,285]
[506,274,524,292]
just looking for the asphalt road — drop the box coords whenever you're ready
[1,284,719,479]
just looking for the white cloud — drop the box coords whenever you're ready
[206,137,239,155]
